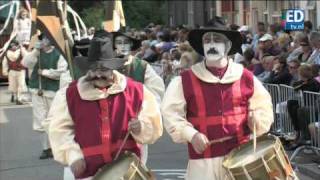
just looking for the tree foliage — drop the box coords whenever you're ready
[68,1,168,30]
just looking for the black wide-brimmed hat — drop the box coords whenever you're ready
[74,30,126,73]
[188,16,242,56]
[111,31,141,51]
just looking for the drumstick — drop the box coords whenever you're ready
[208,136,233,145]
[114,131,130,161]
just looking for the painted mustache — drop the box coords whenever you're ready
[85,75,109,81]
[207,48,219,55]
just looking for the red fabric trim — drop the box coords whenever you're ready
[188,72,211,157]
[82,139,137,157]
[189,72,206,117]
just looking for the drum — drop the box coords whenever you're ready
[93,151,156,180]
[223,135,295,180]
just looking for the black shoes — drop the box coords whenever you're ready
[39,148,53,159]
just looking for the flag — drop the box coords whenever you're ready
[30,0,67,59]
[103,0,126,32]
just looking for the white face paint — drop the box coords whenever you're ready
[202,32,228,62]
[115,36,132,56]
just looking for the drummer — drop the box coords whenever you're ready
[161,16,274,180]
[44,30,163,179]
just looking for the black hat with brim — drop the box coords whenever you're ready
[188,28,243,56]
[112,31,141,51]
[74,30,127,73]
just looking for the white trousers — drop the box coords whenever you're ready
[186,156,228,180]
[8,70,27,100]
[31,93,53,150]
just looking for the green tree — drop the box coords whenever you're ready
[69,0,168,30]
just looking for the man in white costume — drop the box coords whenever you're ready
[112,32,165,164]
[161,18,274,180]
[44,30,162,180]
[22,35,68,159]
[2,40,28,104]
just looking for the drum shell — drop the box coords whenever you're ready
[223,135,293,180]
[93,151,155,180]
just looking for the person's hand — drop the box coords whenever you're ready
[128,118,141,135]
[70,159,86,178]
[191,132,210,154]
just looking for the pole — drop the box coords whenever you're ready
[57,0,74,80]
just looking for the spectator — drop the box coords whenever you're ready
[252,22,266,51]
[287,32,307,62]
[287,64,320,150]
[256,55,274,82]
[311,64,320,83]
[87,27,95,40]
[287,59,301,86]
[304,20,313,35]
[297,36,313,63]
[266,54,292,85]
[307,31,320,64]
[241,47,255,72]
[253,34,281,75]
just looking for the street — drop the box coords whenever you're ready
[0,87,316,180]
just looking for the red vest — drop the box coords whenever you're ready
[6,53,25,71]
[181,69,254,159]
[66,78,143,178]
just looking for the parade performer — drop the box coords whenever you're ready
[22,35,68,159]
[112,32,165,102]
[45,30,162,179]
[161,22,274,179]
[14,8,31,46]
[2,40,27,104]
[112,32,165,164]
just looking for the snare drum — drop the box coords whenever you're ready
[93,151,155,180]
[223,135,295,180]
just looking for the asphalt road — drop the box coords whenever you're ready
[0,104,189,180]
[0,97,314,180]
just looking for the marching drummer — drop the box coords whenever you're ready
[161,17,274,180]
[44,30,163,179]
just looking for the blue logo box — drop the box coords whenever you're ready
[282,9,304,30]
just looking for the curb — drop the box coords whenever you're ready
[295,163,319,180]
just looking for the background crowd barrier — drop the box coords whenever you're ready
[263,83,320,162]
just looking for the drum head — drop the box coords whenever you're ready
[223,135,277,169]
[93,152,139,180]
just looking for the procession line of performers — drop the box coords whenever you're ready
[19,18,273,180]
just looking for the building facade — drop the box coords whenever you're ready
[168,0,320,32]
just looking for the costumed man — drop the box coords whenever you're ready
[44,30,162,179]
[161,23,274,179]
[2,40,28,104]
[112,32,165,164]
[22,35,68,159]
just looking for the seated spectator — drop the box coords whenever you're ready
[297,36,312,63]
[307,31,320,64]
[175,52,194,74]
[288,59,301,86]
[256,55,274,82]
[287,32,306,62]
[311,64,320,83]
[240,47,255,72]
[253,34,282,75]
[266,54,292,85]
[287,64,320,150]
